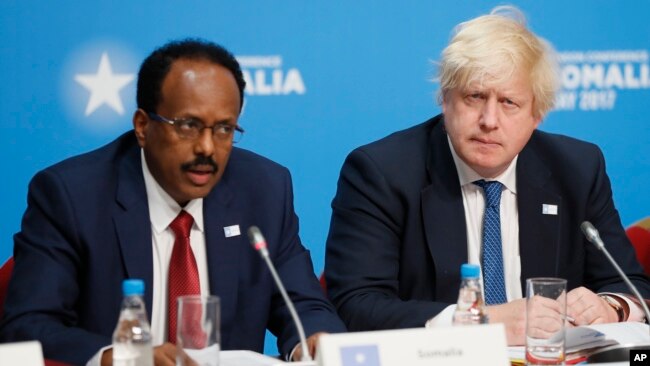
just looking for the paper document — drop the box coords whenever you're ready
[220,350,288,366]
[564,325,616,353]
[508,322,650,364]
[585,321,650,345]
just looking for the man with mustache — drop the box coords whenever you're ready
[0,39,345,365]
[325,6,649,345]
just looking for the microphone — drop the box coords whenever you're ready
[247,226,312,362]
[580,221,650,363]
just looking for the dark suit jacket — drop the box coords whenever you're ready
[0,132,345,364]
[325,114,650,331]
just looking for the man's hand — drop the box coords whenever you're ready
[567,287,618,325]
[153,343,180,366]
[525,295,565,339]
[485,299,527,345]
[291,332,327,361]
[486,296,565,346]
[100,342,197,366]
[100,348,113,366]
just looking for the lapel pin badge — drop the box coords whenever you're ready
[224,225,241,238]
[542,204,558,215]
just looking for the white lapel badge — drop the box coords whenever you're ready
[223,225,241,238]
[542,204,558,215]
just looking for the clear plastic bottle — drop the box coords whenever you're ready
[452,263,489,325]
[112,279,154,366]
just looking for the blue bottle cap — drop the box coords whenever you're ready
[123,279,145,296]
[460,264,480,278]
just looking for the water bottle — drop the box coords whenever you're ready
[452,263,488,325]
[112,279,154,366]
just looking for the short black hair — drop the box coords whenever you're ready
[136,38,246,113]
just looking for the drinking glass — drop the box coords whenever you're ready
[176,295,220,366]
[525,278,567,365]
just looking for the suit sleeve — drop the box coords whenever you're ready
[265,167,346,356]
[325,149,447,331]
[583,147,650,296]
[0,169,111,364]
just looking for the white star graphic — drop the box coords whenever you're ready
[74,52,134,116]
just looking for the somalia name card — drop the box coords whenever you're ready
[317,324,508,366]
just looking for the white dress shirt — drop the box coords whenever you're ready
[426,137,521,326]
[143,150,211,346]
[87,150,210,365]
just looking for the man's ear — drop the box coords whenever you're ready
[133,109,148,147]
[441,91,449,114]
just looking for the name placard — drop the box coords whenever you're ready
[317,324,508,366]
[0,341,44,366]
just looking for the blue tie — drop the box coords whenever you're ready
[474,180,507,305]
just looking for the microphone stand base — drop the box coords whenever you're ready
[586,343,650,363]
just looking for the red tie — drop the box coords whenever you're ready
[167,210,200,344]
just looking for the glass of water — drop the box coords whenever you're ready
[176,295,220,366]
[525,278,567,365]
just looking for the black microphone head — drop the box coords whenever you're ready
[247,226,267,252]
[580,221,593,239]
[247,226,261,244]
[580,221,598,243]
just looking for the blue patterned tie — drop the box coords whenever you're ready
[474,180,507,305]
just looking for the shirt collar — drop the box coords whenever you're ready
[141,149,205,234]
[446,136,518,194]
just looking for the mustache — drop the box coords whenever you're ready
[181,155,219,173]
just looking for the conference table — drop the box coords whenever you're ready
[38,322,650,365]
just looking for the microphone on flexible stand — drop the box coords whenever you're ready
[580,221,650,363]
[247,226,312,363]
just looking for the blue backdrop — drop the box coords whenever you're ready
[2,0,649,355]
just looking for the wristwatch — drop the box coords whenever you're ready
[599,295,625,322]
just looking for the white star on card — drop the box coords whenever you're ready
[74,52,134,116]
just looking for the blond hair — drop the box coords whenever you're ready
[437,6,559,119]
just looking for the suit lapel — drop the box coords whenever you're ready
[113,139,154,318]
[517,138,562,291]
[203,176,240,333]
[421,120,468,303]
[112,136,242,326]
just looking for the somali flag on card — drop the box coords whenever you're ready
[340,344,381,366]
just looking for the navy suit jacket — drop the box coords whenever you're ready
[325,114,650,331]
[0,132,345,364]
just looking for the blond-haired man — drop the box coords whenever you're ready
[325,6,648,345]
